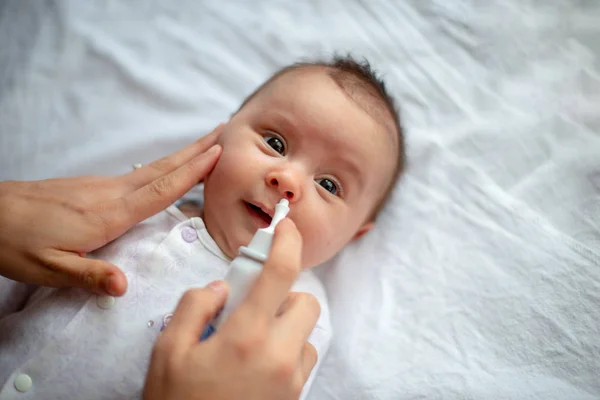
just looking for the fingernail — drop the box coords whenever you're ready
[206,280,226,293]
[208,144,221,154]
[104,276,119,296]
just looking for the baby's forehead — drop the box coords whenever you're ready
[269,67,398,146]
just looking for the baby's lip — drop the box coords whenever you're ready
[245,201,273,228]
[249,202,274,218]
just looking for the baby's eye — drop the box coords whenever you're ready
[264,134,286,155]
[316,178,339,196]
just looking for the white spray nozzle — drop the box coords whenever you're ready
[266,198,290,232]
[241,198,290,261]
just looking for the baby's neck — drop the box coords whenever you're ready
[177,200,203,219]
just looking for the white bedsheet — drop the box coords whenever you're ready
[1,1,599,399]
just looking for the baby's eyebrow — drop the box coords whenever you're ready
[334,155,364,188]
[269,112,299,137]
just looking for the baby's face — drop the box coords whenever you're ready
[203,68,397,268]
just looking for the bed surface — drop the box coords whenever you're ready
[1,1,599,398]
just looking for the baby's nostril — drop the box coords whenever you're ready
[285,191,293,199]
[270,178,278,186]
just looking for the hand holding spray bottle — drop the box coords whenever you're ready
[201,198,290,339]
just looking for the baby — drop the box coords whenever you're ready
[0,56,405,399]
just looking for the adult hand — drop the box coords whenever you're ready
[0,125,223,296]
[143,218,320,400]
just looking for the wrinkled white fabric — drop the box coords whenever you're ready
[1,1,599,399]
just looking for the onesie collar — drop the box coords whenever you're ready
[166,204,231,263]
[191,216,231,263]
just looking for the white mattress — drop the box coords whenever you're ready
[1,1,600,399]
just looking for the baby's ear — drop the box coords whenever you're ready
[352,221,375,241]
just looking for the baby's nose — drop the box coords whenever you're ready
[266,170,301,202]
[269,178,294,200]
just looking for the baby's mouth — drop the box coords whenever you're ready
[245,202,273,226]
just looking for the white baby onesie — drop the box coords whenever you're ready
[0,205,331,400]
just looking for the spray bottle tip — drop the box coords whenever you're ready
[242,198,291,259]
[267,198,290,230]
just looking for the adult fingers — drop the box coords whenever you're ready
[100,144,222,238]
[239,218,303,320]
[161,282,229,347]
[41,251,128,296]
[274,292,321,349]
[121,124,223,189]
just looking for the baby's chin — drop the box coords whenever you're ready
[219,229,253,260]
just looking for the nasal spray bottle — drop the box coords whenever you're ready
[201,198,290,340]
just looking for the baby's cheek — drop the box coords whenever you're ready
[300,225,340,268]
[229,148,260,174]
[216,152,246,182]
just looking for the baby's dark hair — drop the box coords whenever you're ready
[238,55,406,221]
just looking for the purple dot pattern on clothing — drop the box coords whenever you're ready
[181,227,198,243]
